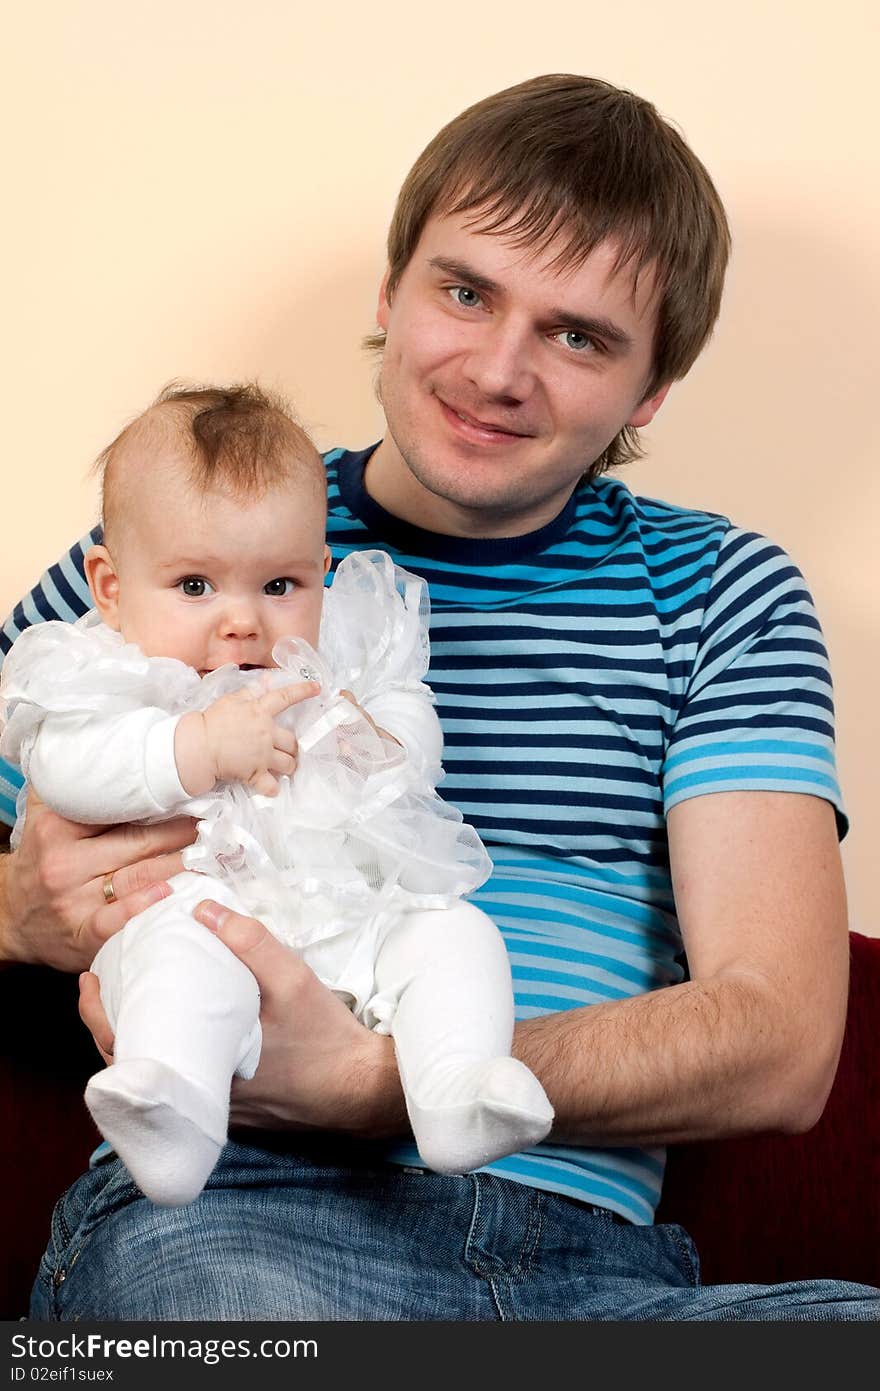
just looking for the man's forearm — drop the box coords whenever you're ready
[513,971,839,1148]
[0,838,17,965]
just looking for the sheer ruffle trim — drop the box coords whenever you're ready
[1,552,492,976]
[0,614,201,764]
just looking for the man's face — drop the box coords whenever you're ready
[367,211,670,537]
[87,456,330,673]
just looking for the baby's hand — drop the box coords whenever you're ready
[175,681,319,797]
[204,685,312,795]
[337,689,401,748]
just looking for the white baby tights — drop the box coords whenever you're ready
[372,902,554,1174]
[86,882,554,1206]
[85,872,261,1207]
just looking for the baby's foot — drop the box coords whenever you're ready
[85,1059,227,1207]
[404,1055,554,1175]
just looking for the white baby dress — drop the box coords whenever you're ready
[0,549,493,1026]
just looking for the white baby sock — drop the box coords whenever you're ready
[371,902,555,1176]
[86,872,261,1206]
[401,1054,555,1176]
[86,1059,231,1208]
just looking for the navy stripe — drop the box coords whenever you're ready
[0,446,847,1228]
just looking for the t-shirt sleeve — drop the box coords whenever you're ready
[0,528,99,825]
[661,527,847,837]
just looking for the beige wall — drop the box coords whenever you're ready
[4,0,877,933]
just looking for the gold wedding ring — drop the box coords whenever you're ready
[102,874,117,905]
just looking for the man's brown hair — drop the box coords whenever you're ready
[97,382,324,546]
[368,73,731,481]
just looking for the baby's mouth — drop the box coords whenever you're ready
[198,662,269,676]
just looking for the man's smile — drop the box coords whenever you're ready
[436,396,535,444]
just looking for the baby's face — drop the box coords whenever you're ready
[92,462,330,673]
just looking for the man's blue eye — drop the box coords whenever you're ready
[558,330,594,352]
[264,578,294,596]
[180,576,209,596]
[451,286,482,308]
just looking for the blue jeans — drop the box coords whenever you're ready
[31,1137,880,1321]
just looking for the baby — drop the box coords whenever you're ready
[0,383,553,1206]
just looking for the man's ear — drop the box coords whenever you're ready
[376,268,392,332]
[83,544,122,630]
[627,382,672,429]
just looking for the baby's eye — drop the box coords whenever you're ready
[449,285,483,309]
[263,577,295,596]
[178,576,213,597]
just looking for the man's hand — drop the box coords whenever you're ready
[79,899,409,1138]
[197,901,408,1137]
[0,789,194,971]
[175,681,319,798]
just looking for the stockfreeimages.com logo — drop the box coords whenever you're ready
[10,1333,317,1368]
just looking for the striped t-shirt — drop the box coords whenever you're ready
[0,444,846,1224]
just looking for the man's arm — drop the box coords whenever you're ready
[513,789,848,1145]
[105,788,845,1147]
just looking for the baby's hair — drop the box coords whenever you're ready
[96,381,325,549]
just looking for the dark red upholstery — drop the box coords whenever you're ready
[2,933,877,1316]
[656,931,880,1287]
[1,965,101,1317]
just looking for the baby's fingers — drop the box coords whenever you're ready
[259,681,319,717]
[250,770,281,796]
[268,748,297,778]
[273,726,298,757]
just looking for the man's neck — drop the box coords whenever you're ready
[363,437,578,540]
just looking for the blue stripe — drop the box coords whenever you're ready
[664,738,836,771]
[2,450,847,1217]
[664,764,840,798]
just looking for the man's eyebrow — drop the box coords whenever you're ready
[428,256,500,296]
[428,256,634,349]
[548,310,634,350]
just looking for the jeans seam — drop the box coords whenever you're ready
[463,1173,484,1274]
[663,1224,700,1286]
[517,1189,543,1277]
[39,1161,142,1317]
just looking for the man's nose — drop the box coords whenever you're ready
[463,316,535,403]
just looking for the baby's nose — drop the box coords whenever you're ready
[219,600,260,639]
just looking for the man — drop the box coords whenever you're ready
[1,74,877,1319]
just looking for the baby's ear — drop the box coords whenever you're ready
[84,545,121,629]
[323,545,332,576]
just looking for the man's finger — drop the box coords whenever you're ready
[193,900,299,1003]
[90,879,173,946]
[102,848,186,901]
[78,817,198,877]
[78,971,114,1065]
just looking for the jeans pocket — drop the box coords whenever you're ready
[31,1158,139,1316]
[655,1220,701,1286]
